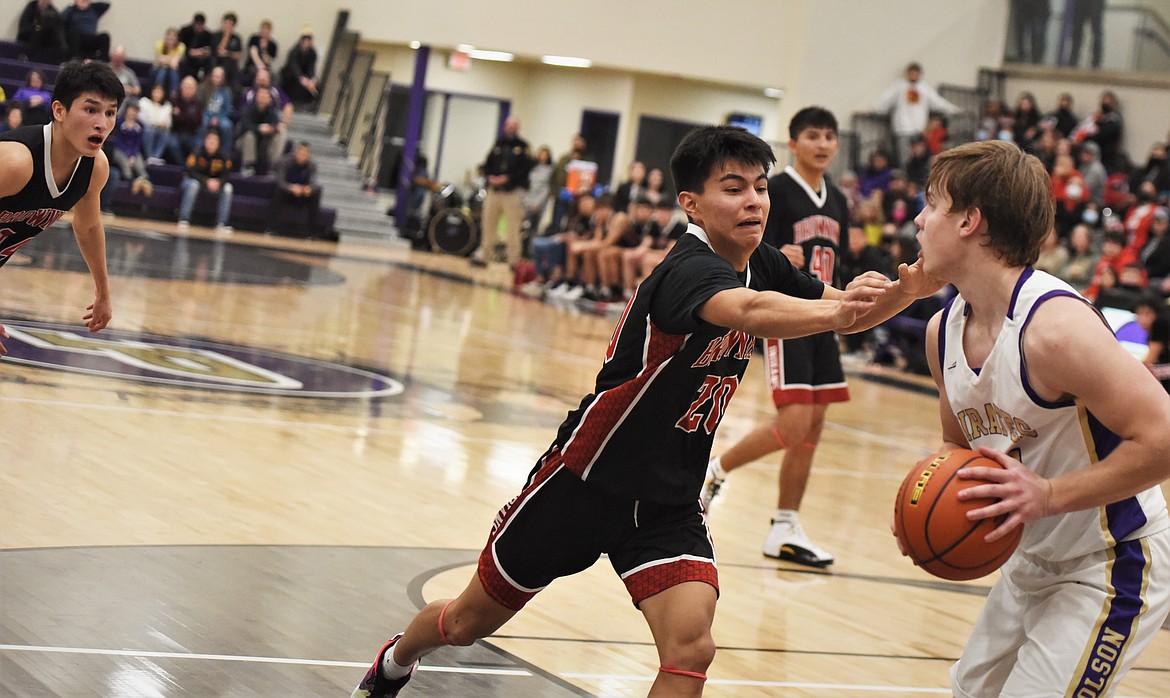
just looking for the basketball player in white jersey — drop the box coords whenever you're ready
[914,140,1170,696]
[0,60,124,356]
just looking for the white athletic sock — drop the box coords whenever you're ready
[709,456,727,479]
[381,641,414,679]
[773,508,799,524]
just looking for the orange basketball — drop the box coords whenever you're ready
[893,449,1022,581]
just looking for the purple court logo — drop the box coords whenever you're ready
[0,320,403,398]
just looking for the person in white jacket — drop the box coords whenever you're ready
[871,62,961,168]
[137,83,173,164]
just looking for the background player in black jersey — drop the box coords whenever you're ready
[702,107,850,568]
[0,60,123,356]
[351,125,943,698]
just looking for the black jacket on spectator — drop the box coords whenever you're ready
[483,135,531,192]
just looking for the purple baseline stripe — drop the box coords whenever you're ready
[1069,537,1149,694]
[1007,266,1035,319]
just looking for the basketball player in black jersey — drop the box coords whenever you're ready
[703,107,850,568]
[352,125,943,698]
[0,60,124,356]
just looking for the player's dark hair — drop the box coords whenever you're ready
[52,60,125,111]
[788,106,838,141]
[670,125,775,195]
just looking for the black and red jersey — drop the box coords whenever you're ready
[763,166,849,289]
[0,124,95,267]
[539,225,824,504]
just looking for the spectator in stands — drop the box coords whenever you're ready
[138,82,171,165]
[17,0,67,64]
[837,169,865,221]
[210,12,244,87]
[857,196,885,247]
[108,45,140,106]
[870,62,961,167]
[178,129,233,233]
[633,200,688,281]
[60,0,109,62]
[166,76,204,166]
[1085,230,1137,301]
[178,12,213,81]
[13,70,53,127]
[522,145,553,244]
[1034,227,1070,276]
[1052,153,1091,237]
[550,193,616,300]
[1062,222,1099,291]
[198,66,234,156]
[242,19,277,88]
[858,149,893,198]
[523,191,598,298]
[1012,0,1050,63]
[1125,186,1161,255]
[109,102,152,198]
[1096,261,1148,311]
[471,115,531,267]
[921,113,950,154]
[269,141,321,236]
[1043,93,1078,139]
[1134,141,1170,202]
[546,133,588,234]
[1140,207,1170,295]
[1011,91,1042,149]
[594,195,654,302]
[904,136,932,186]
[241,69,293,164]
[237,86,281,176]
[1031,127,1059,171]
[152,28,186,97]
[1072,91,1124,172]
[839,223,894,356]
[643,167,669,206]
[280,30,319,107]
[881,169,920,228]
[1132,293,1170,393]
[610,160,646,215]
[1066,0,1105,69]
[1078,140,1108,205]
[0,105,23,134]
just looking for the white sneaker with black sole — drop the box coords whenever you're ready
[763,517,834,567]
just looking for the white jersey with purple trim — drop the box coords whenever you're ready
[938,267,1168,561]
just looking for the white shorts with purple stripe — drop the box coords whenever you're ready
[951,527,1170,697]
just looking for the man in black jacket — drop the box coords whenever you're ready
[471,115,530,267]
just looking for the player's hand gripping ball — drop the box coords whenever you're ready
[893,449,1022,581]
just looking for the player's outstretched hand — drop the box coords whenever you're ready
[956,446,1054,543]
[897,253,947,299]
[83,296,112,333]
[834,272,890,326]
[0,322,8,356]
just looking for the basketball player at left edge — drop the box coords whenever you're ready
[0,60,125,356]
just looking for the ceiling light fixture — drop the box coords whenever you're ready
[541,55,592,68]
